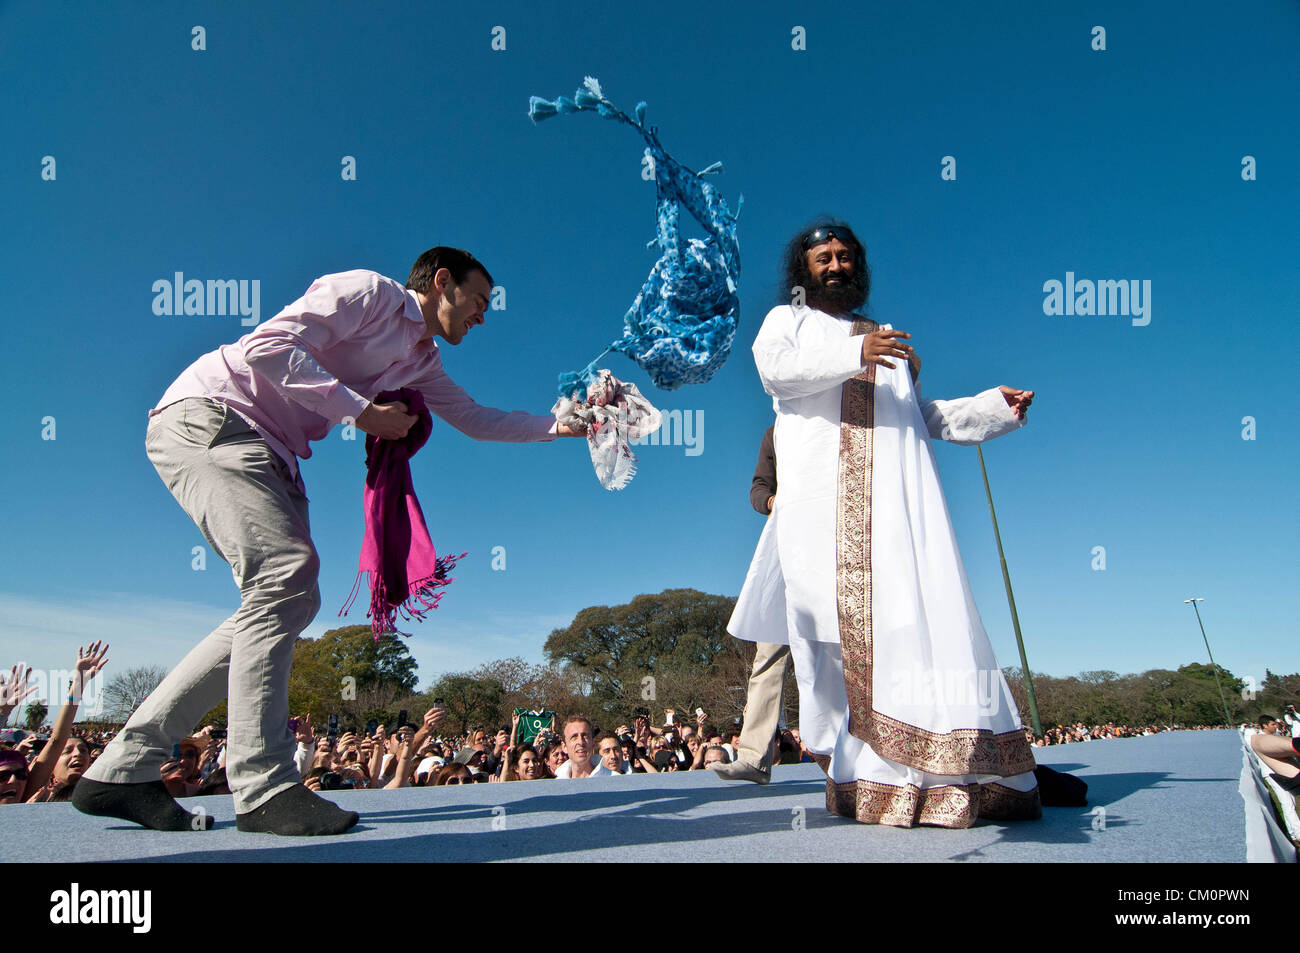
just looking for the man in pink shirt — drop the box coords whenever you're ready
[74,247,581,836]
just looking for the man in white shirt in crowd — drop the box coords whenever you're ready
[555,716,599,779]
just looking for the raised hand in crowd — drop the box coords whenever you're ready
[0,665,39,726]
[71,641,110,700]
[294,714,314,748]
[312,737,334,772]
[24,643,111,800]
[367,732,385,783]
[336,732,361,765]
[384,725,417,789]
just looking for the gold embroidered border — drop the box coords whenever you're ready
[836,318,1037,779]
[836,318,877,755]
[826,777,1042,829]
[978,782,1043,822]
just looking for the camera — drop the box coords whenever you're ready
[319,771,354,791]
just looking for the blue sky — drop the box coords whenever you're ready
[1,1,1296,708]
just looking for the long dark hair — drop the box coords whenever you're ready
[780,220,871,313]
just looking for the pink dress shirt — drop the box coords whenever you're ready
[153,270,556,475]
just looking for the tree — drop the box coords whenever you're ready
[427,673,504,736]
[295,626,419,694]
[543,588,738,718]
[1259,669,1300,717]
[103,666,169,722]
[24,700,48,731]
[463,657,587,728]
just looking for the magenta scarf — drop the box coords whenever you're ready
[339,388,462,640]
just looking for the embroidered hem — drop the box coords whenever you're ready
[826,777,1042,829]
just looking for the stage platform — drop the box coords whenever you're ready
[2,729,1255,863]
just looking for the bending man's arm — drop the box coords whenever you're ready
[408,349,557,442]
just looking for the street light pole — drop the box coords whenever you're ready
[1184,598,1233,727]
[977,446,1042,737]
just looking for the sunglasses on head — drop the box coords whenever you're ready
[800,225,857,251]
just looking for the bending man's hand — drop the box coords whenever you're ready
[356,400,416,440]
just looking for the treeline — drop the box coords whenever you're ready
[1002,664,1297,731]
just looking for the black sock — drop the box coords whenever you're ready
[235,784,359,836]
[72,778,215,831]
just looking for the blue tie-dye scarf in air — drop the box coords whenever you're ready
[529,78,742,398]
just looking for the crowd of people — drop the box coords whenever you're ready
[1026,722,1230,746]
[249,706,815,790]
[3,648,1293,805]
[0,670,821,799]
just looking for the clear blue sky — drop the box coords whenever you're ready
[1,1,1296,706]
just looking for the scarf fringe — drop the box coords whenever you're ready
[339,552,466,641]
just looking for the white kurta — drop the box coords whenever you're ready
[729,305,1040,828]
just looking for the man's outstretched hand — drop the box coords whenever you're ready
[556,421,586,438]
[999,386,1034,420]
[356,400,416,440]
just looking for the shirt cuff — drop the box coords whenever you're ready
[325,386,372,426]
[977,387,1025,431]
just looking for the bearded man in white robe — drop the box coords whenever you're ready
[728,222,1041,828]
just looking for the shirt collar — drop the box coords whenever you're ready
[404,288,436,349]
[403,288,426,324]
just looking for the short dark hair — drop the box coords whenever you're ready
[1259,715,1278,728]
[406,246,494,294]
[781,219,870,311]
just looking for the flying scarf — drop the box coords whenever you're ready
[339,388,463,640]
[529,77,742,398]
[552,370,662,490]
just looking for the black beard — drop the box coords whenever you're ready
[806,277,866,315]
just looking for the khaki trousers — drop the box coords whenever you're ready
[734,641,792,769]
[84,398,320,813]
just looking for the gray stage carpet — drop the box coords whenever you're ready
[1,729,1250,863]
